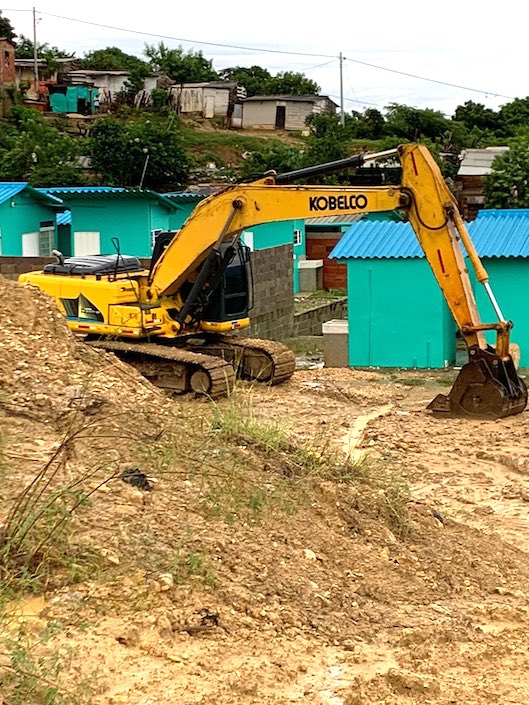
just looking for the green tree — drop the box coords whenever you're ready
[0,107,84,186]
[0,11,16,41]
[452,100,500,134]
[80,47,150,91]
[89,114,190,188]
[484,139,529,207]
[241,143,302,178]
[218,65,318,97]
[302,113,352,181]
[15,35,72,59]
[218,65,272,96]
[144,42,217,83]
[265,71,319,96]
[498,97,529,137]
[349,108,386,140]
[384,103,452,141]
[15,35,74,80]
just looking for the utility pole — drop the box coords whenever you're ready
[32,6,39,89]
[339,52,345,128]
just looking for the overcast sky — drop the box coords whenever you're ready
[5,1,525,117]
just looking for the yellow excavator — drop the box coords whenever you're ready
[19,144,527,419]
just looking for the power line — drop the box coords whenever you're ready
[36,10,337,59]
[329,94,385,110]
[3,7,517,101]
[344,56,515,100]
[302,59,337,72]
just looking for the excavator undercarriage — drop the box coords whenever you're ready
[87,335,296,399]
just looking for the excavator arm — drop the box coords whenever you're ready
[148,143,526,419]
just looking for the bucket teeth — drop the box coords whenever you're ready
[427,347,527,420]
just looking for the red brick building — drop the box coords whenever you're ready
[0,37,16,84]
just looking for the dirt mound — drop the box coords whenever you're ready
[0,276,170,428]
[3,286,529,705]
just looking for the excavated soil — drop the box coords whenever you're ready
[3,276,529,704]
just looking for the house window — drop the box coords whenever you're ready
[293,229,302,246]
[4,51,10,68]
[151,229,163,251]
[241,231,254,251]
[39,225,55,256]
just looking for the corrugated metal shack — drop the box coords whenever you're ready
[455,147,508,220]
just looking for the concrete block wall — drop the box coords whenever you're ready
[0,257,54,280]
[247,244,294,340]
[1,246,295,341]
[293,297,348,337]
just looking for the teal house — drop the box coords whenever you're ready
[467,209,529,367]
[38,187,181,258]
[165,191,208,230]
[0,183,62,256]
[331,210,529,369]
[330,220,456,369]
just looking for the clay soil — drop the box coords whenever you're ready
[2,276,529,704]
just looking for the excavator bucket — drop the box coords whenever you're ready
[427,347,527,420]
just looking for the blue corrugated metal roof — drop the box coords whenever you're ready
[0,182,63,206]
[37,186,178,210]
[330,220,422,259]
[331,209,529,260]
[0,183,27,205]
[467,209,529,257]
[41,186,127,195]
[57,210,72,226]
[164,191,204,201]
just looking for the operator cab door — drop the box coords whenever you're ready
[202,243,252,322]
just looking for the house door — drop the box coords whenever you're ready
[275,105,286,129]
[22,232,40,256]
[204,95,215,118]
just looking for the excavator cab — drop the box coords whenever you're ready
[201,243,252,323]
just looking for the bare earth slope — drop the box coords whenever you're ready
[2,276,529,704]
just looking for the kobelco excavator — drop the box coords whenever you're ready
[19,144,527,419]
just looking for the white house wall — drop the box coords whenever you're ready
[242,100,315,130]
[242,101,278,129]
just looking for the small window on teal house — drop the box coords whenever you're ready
[151,229,163,251]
